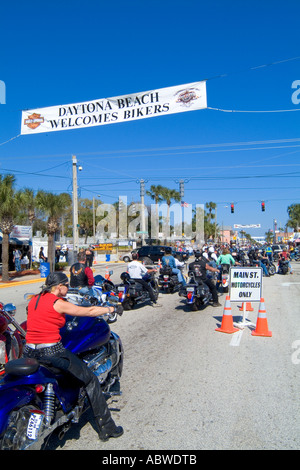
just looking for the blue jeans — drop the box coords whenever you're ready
[15,258,21,272]
[172,268,186,285]
[259,261,269,276]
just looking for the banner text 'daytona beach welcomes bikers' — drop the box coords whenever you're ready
[20,81,207,134]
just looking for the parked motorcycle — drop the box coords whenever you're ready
[0,303,26,375]
[158,266,183,293]
[261,258,276,276]
[219,264,230,293]
[0,306,123,450]
[233,250,251,267]
[117,271,159,310]
[290,250,300,261]
[179,272,212,311]
[278,258,289,275]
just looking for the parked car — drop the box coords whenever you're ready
[119,245,190,264]
[137,245,190,264]
[119,250,137,263]
[272,244,285,259]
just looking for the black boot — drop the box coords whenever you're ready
[98,425,124,442]
[96,416,124,442]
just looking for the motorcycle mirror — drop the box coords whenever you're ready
[24,293,35,301]
[4,303,16,316]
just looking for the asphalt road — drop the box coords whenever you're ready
[1,261,299,450]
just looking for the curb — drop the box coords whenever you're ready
[0,278,45,288]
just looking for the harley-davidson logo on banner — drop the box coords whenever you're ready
[21,81,207,135]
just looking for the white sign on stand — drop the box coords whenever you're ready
[230,267,262,329]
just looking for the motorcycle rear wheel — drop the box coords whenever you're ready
[0,405,44,450]
[191,301,199,311]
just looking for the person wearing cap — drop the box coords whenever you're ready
[127,253,162,307]
[208,246,218,263]
[162,247,186,286]
[188,251,221,306]
[22,271,123,442]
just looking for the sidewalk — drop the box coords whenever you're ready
[0,270,47,288]
[0,261,124,288]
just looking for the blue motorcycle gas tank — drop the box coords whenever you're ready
[60,315,111,354]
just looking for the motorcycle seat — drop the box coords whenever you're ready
[130,281,144,290]
[160,267,173,274]
[5,357,40,376]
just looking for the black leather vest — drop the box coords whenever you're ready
[70,263,88,287]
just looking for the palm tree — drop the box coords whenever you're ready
[18,188,36,268]
[146,185,165,239]
[78,198,94,243]
[35,191,71,272]
[146,185,164,216]
[160,187,181,240]
[0,175,19,281]
[205,201,216,224]
[287,204,300,231]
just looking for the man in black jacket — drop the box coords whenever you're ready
[188,251,221,307]
[70,251,95,289]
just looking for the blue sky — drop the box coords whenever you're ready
[0,0,299,238]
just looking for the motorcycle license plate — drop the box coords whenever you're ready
[186,287,194,292]
[27,412,44,440]
[118,287,125,291]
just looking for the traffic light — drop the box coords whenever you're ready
[261,201,265,212]
[231,203,234,213]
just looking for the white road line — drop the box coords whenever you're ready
[230,329,244,347]
[281,282,300,286]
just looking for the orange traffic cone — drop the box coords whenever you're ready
[251,298,272,337]
[215,296,239,334]
[158,258,162,268]
[105,266,110,280]
[239,302,254,311]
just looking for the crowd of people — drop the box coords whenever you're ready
[18,240,296,444]
[176,241,297,276]
[12,248,31,272]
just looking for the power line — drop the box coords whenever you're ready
[208,107,300,113]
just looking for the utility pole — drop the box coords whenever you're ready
[180,179,184,237]
[93,196,96,243]
[140,179,146,246]
[72,155,79,259]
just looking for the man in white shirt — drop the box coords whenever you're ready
[127,253,161,307]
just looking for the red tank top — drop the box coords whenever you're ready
[26,293,66,344]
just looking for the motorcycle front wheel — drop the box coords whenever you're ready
[0,405,44,450]
[269,265,276,275]
[122,299,134,310]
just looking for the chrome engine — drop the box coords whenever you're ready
[83,332,123,392]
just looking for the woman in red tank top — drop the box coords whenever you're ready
[23,271,123,442]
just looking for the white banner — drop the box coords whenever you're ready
[21,81,207,135]
[234,224,261,229]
